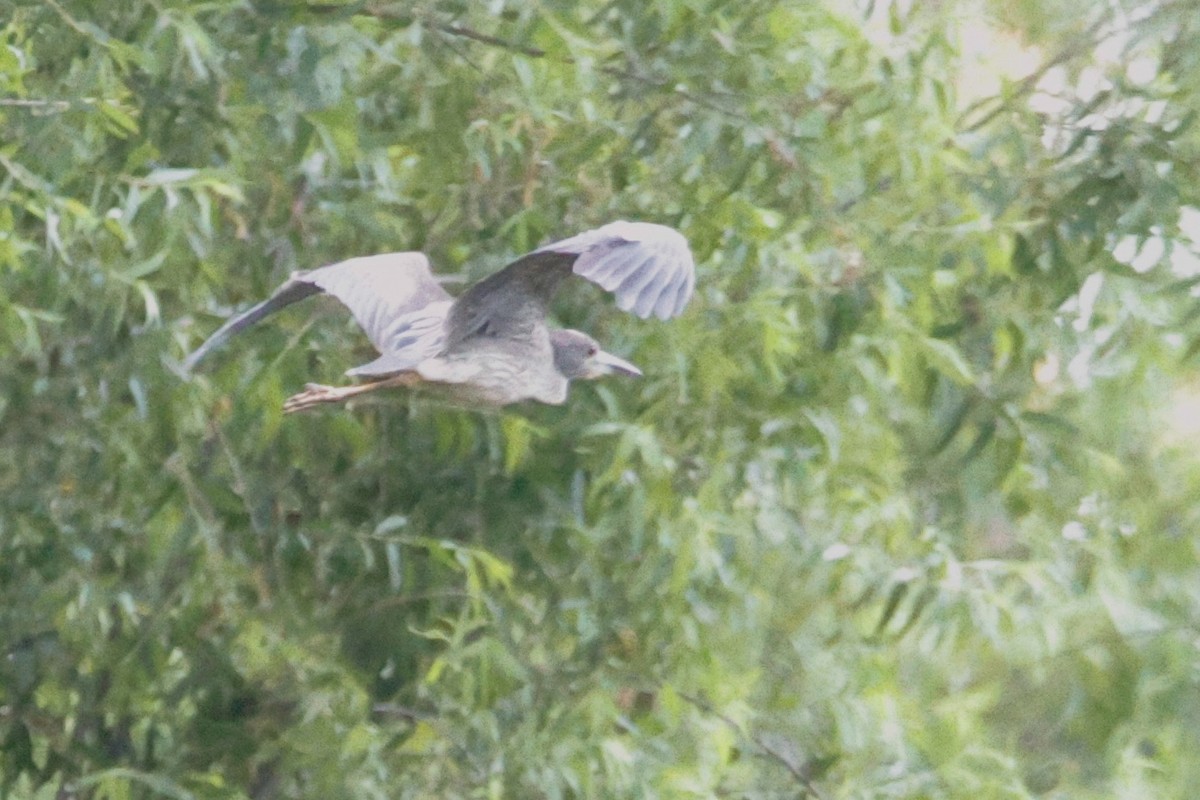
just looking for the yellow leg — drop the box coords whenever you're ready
[282,373,421,414]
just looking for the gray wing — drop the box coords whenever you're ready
[184,251,452,372]
[542,221,695,319]
[445,221,695,346]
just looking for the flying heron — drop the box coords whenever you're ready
[184,221,695,411]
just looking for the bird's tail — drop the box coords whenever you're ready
[183,278,322,372]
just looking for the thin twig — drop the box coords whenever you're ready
[370,703,430,722]
[321,4,762,125]
[957,11,1117,133]
[370,588,473,611]
[431,21,764,123]
[0,98,72,109]
[677,690,828,799]
[438,23,546,59]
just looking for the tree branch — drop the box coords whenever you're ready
[0,99,72,109]
[314,4,764,125]
[428,21,768,124]
[437,23,546,59]
[677,690,828,799]
[957,9,1126,133]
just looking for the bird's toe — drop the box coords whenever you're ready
[283,383,332,414]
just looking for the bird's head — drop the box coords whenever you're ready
[550,329,642,381]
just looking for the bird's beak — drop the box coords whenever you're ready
[586,349,643,379]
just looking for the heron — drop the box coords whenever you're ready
[184,221,695,412]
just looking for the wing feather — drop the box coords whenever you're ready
[185,251,451,371]
[611,254,659,312]
[541,221,695,320]
[440,221,695,349]
[301,252,451,351]
[631,259,674,318]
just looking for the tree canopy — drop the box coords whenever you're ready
[3,0,1200,797]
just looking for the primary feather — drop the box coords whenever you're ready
[184,251,450,373]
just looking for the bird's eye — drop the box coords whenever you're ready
[587,345,598,356]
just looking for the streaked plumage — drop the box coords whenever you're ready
[185,221,695,411]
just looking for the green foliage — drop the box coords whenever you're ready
[3,0,1200,797]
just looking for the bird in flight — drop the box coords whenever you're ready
[184,221,695,412]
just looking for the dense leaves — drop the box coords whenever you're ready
[3,0,1200,797]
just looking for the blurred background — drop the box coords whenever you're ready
[2,0,1200,797]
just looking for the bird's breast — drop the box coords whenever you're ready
[417,344,567,406]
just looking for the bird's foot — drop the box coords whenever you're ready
[283,383,344,414]
[283,374,420,414]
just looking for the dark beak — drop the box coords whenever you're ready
[587,350,643,378]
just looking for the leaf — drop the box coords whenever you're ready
[1020,411,1081,438]
[920,336,975,385]
[98,100,139,137]
[960,420,996,464]
[73,768,195,800]
[803,409,841,463]
[1012,233,1039,275]
[398,721,443,755]
[929,397,973,456]
[500,414,540,474]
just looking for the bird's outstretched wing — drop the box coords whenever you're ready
[542,221,695,319]
[184,252,451,372]
[445,221,695,346]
